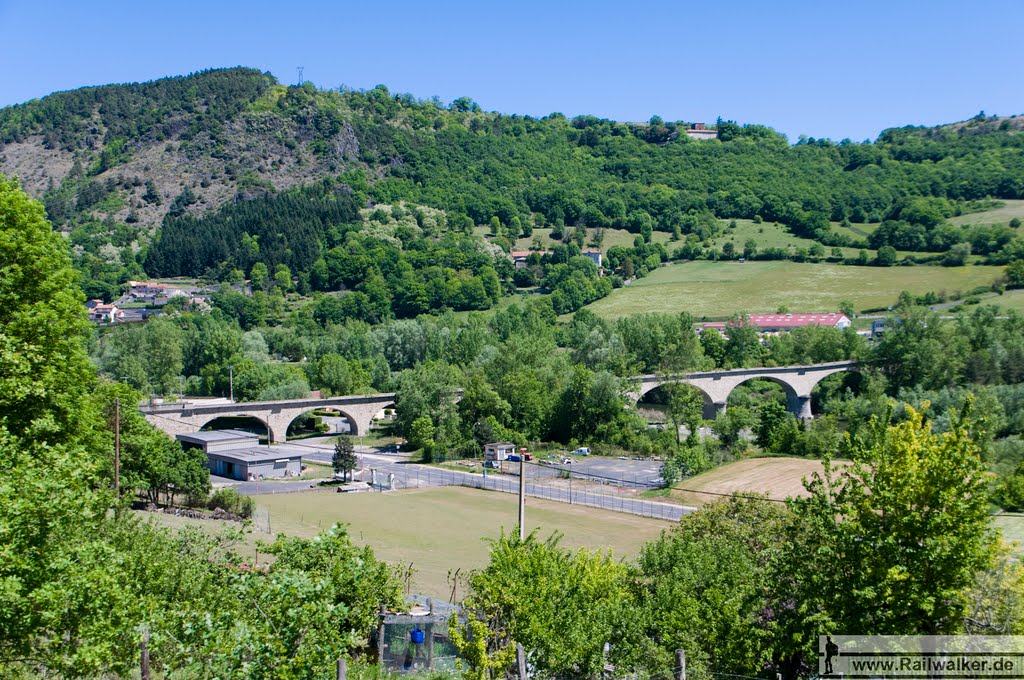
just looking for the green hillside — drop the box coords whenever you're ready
[1,68,1023,316]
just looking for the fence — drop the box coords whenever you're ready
[366,464,689,523]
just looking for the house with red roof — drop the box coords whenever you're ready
[86,300,124,323]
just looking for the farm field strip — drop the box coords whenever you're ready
[666,457,826,507]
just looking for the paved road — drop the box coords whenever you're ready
[227,440,692,521]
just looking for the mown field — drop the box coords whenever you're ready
[664,457,825,507]
[251,487,670,597]
[830,220,880,243]
[244,487,667,598]
[585,260,1005,319]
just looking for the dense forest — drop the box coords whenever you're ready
[0,67,1022,308]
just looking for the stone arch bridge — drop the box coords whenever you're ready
[141,362,857,442]
[631,361,858,420]
[141,393,398,444]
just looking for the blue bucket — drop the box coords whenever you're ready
[410,627,425,644]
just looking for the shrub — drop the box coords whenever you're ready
[208,487,255,518]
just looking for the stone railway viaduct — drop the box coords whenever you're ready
[142,393,398,444]
[631,360,858,420]
[141,361,858,442]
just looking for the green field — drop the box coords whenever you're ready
[988,290,1024,314]
[829,220,878,243]
[710,220,823,253]
[952,290,1024,315]
[253,487,670,598]
[949,199,1024,226]
[714,220,929,260]
[994,515,1024,558]
[710,219,864,258]
[585,260,1005,318]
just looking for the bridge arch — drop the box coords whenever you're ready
[197,413,270,440]
[723,376,805,420]
[284,408,357,440]
[634,381,719,421]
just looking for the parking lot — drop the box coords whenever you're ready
[524,454,663,488]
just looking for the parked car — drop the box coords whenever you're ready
[571,447,591,456]
[483,460,501,469]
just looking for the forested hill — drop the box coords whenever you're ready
[0,66,1022,283]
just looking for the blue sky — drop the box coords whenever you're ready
[1,0,1021,142]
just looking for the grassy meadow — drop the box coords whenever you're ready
[984,290,1024,314]
[248,487,670,598]
[711,219,869,259]
[585,260,1005,319]
[948,199,1024,227]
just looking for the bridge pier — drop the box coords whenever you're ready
[703,401,728,420]
[787,394,814,421]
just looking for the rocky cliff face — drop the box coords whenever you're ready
[0,106,364,233]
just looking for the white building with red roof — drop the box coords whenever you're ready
[702,313,851,334]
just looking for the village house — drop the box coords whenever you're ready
[510,250,534,269]
[126,280,193,304]
[685,122,719,140]
[582,249,603,268]
[85,299,124,323]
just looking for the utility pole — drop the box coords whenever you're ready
[114,397,120,494]
[518,459,526,541]
[228,365,234,402]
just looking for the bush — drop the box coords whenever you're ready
[208,487,255,518]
